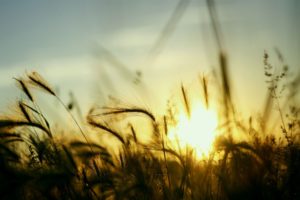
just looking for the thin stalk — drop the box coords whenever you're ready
[56,97,93,152]
[162,116,171,189]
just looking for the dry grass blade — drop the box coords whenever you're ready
[181,84,190,118]
[161,148,185,167]
[0,132,23,143]
[93,160,101,177]
[88,120,125,144]
[220,53,231,103]
[26,74,93,151]
[77,151,101,160]
[14,78,33,101]
[163,116,168,136]
[28,72,56,96]
[18,101,32,122]
[146,0,190,66]
[262,90,273,131]
[0,120,52,138]
[20,102,51,130]
[200,75,209,109]
[0,132,21,139]
[70,140,106,151]
[20,102,39,114]
[162,115,171,187]
[206,0,223,51]
[101,107,156,122]
[62,145,77,171]
[129,124,138,143]
[3,138,23,144]
[207,0,233,120]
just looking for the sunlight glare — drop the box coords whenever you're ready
[168,103,218,158]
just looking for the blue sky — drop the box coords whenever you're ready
[0,0,299,116]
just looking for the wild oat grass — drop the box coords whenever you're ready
[0,0,298,198]
[0,51,299,200]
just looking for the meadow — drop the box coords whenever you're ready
[0,49,299,200]
[0,0,299,199]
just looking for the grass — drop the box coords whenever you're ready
[0,50,299,200]
[0,2,299,199]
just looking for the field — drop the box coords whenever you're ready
[0,50,299,200]
[0,1,299,200]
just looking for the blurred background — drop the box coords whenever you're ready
[0,0,299,116]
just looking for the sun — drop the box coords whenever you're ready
[168,103,218,158]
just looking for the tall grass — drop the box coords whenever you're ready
[0,1,299,199]
[0,50,299,200]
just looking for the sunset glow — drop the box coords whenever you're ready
[168,103,218,158]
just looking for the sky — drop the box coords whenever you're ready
[0,0,299,118]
